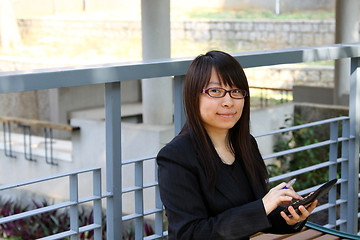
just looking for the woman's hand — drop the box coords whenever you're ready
[280,200,318,225]
[262,182,302,215]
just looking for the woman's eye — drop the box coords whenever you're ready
[210,89,220,93]
[232,89,240,93]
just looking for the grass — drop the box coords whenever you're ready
[183,9,335,20]
[46,8,335,21]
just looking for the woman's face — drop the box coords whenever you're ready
[199,68,245,135]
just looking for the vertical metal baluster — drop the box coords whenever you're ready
[155,161,164,237]
[7,123,13,157]
[23,126,36,162]
[340,119,349,232]
[44,128,57,165]
[69,174,79,240]
[3,122,8,156]
[44,128,49,164]
[49,128,56,165]
[135,160,144,240]
[22,125,27,158]
[93,169,102,240]
[3,122,16,158]
[28,126,35,161]
[328,121,338,228]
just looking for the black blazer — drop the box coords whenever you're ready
[157,131,305,240]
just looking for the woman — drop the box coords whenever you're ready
[156,50,317,239]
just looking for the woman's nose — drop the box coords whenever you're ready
[221,93,234,107]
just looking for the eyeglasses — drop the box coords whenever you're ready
[202,88,248,99]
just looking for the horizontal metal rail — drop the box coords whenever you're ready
[122,155,156,165]
[254,116,349,138]
[0,43,359,93]
[0,167,99,191]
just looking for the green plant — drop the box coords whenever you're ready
[270,114,331,190]
[0,196,154,240]
[122,221,154,240]
[185,9,334,20]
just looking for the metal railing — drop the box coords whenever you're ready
[256,116,356,232]
[0,167,103,239]
[0,43,359,239]
[0,116,79,165]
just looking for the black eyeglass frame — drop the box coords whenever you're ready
[202,87,248,99]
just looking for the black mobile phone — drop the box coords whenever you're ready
[283,179,337,216]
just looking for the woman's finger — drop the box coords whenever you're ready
[280,210,291,222]
[272,182,287,190]
[287,206,301,221]
[297,205,310,219]
[303,200,318,214]
[281,189,302,200]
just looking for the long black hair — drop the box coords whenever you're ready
[181,50,268,190]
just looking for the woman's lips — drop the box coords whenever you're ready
[217,113,236,117]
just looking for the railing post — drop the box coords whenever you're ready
[174,75,186,136]
[105,82,123,239]
[348,57,360,234]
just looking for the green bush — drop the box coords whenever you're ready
[270,114,334,190]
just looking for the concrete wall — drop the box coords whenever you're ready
[245,65,334,88]
[173,20,335,49]
[17,18,339,50]
[293,85,333,105]
[293,85,349,106]
[294,102,348,123]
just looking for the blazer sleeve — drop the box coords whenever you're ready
[249,135,307,234]
[157,139,273,240]
[265,206,307,234]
